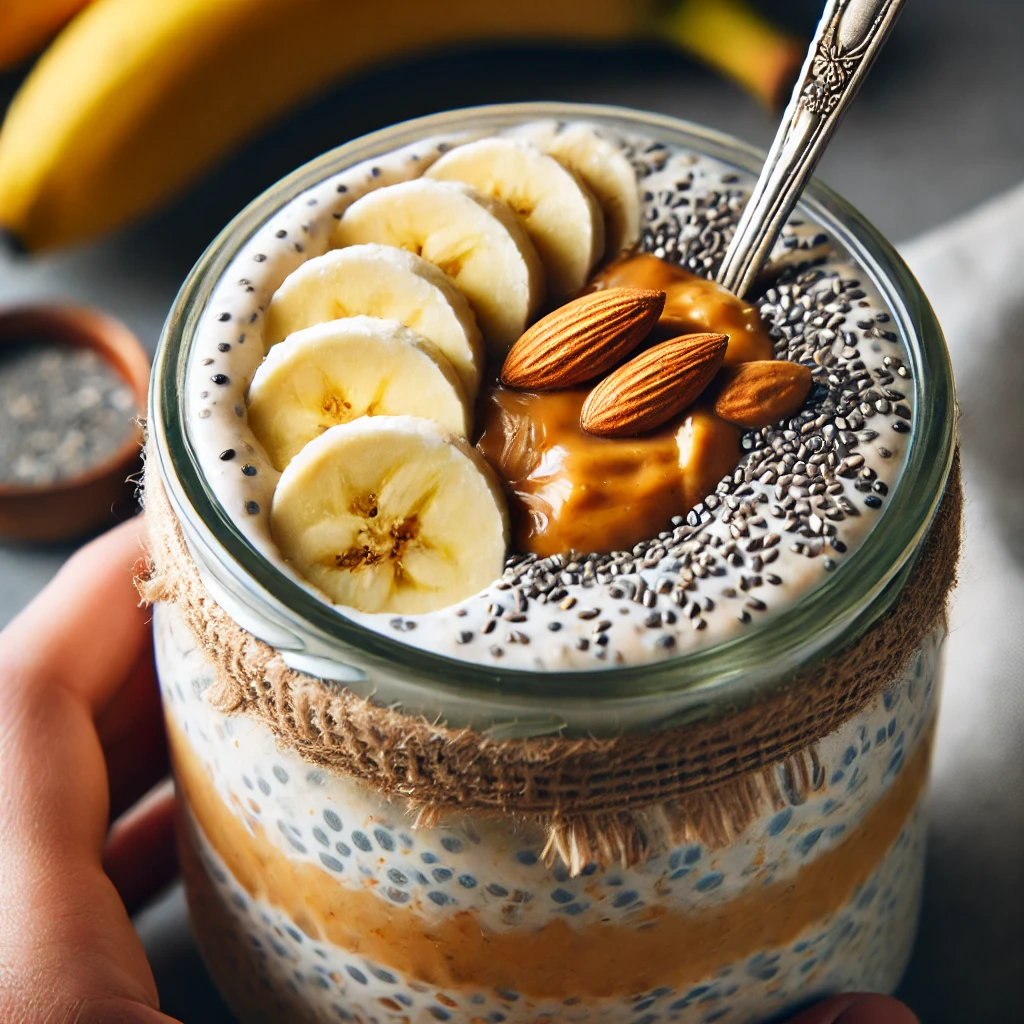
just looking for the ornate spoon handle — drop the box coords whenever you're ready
[716,0,908,297]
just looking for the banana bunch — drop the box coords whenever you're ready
[258,125,634,614]
[0,0,91,68]
[0,0,801,252]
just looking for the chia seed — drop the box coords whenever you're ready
[0,342,136,486]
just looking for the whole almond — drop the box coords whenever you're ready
[581,333,728,438]
[714,360,813,428]
[500,287,665,390]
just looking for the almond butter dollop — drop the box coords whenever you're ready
[475,254,776,556]
[477,389,739,556]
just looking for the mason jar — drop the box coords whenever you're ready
[146,103,957,1024]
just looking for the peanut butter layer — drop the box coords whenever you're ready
[476,390,739,555]
[170,717,933,1001]
[178,827,297,1023]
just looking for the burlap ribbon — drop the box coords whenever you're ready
[140,453,961,874]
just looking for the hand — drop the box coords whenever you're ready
[0,519,919,1024]
[0,519,177,1024]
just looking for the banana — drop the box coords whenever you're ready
[264,243,483,397]
[248,316,470,471]
[333,179,545,353]
[0,0,92,70]
[0,0,800,253]
[425,137,604,299]
[504,120,642,261]
[271,415,508,614]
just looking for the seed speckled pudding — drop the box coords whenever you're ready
[184,121,912,671]
[158,599,940,1024]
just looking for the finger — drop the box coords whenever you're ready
[0,518,178,1022]
[0,517,150,718]
[98,648,170,821]
[0,668,165,1016]
[787,994,919,1024]
[104,780,178,916]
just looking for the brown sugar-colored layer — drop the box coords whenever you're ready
[171,715,933,1001]
[476,392,739,556]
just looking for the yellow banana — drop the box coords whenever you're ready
[0,0,93,69]
[662,0,805,112]
[0,0,800,252]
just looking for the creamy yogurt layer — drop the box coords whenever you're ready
[184,121,912,671]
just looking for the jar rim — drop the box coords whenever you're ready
[150,102,955,728]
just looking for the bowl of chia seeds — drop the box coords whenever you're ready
[0,304,149,541]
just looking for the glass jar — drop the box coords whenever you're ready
[149,103,956,1024]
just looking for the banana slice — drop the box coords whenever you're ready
[248,316,469,471]
[271,415,508,614]
[506,120,641,261]
[332,178,545,353]
[263,243,483,397]
[425,137,604,299]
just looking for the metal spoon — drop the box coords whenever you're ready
[716,0,908,298]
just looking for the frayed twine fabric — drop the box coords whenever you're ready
[139,453,961,875]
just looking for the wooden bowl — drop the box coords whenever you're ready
[0,305,150,542]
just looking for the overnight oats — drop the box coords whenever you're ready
[143,104,958,1024]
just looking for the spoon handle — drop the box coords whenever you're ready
[716,0,908,297]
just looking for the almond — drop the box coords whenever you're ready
[714,360,813,428]
[580,332,728,438]
[500,287,665,390]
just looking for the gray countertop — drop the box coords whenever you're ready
[2,1,1022,1020]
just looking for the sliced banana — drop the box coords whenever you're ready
[248,316,469,471]
[263,243,483,397]
[332,178,545,353]
[506,120,641,261]
[271,415,508,614]
[425,137,604,299]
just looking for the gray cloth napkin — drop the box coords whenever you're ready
[895,184,1024,1019]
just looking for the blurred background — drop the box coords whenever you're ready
[2,0,1022,610]
[0,0,1021,1021]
